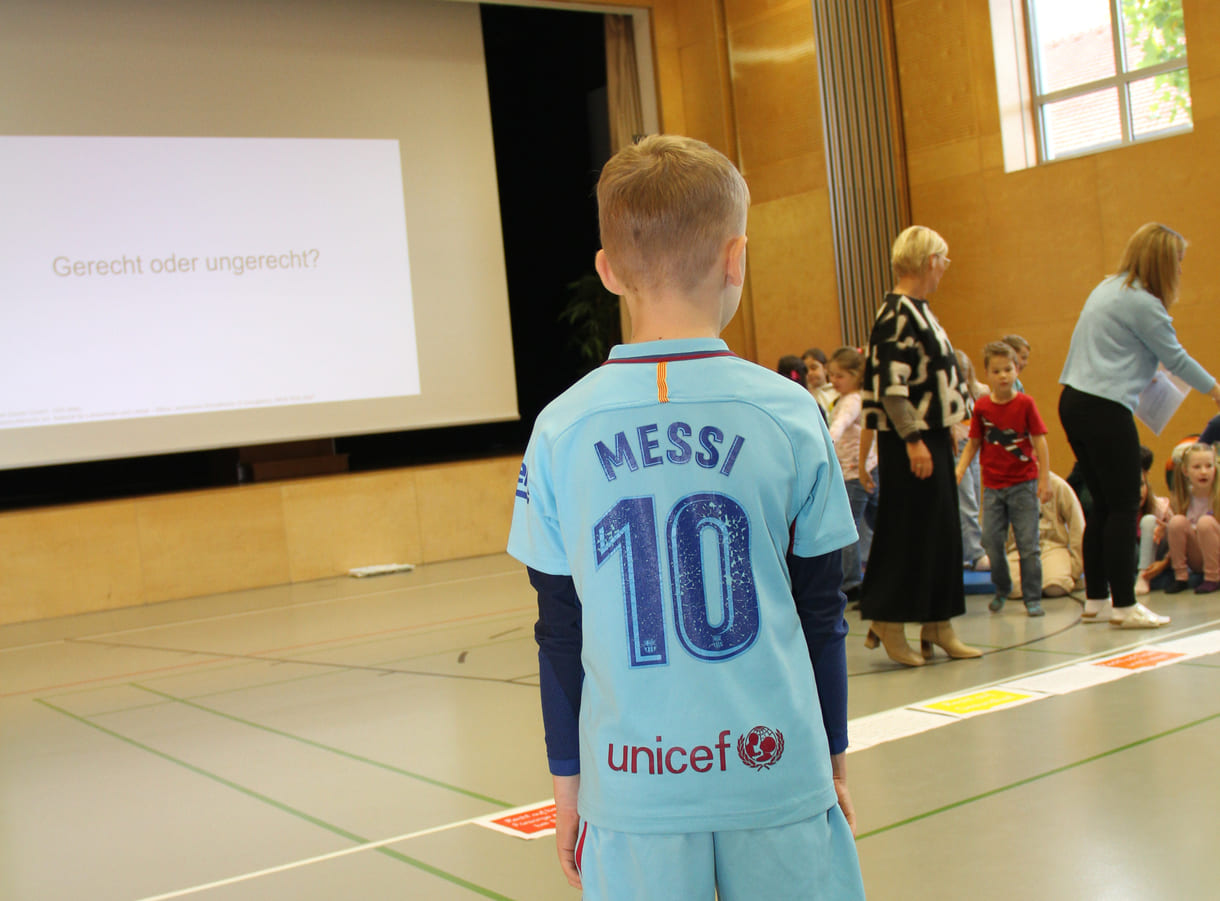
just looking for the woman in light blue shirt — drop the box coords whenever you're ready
[1059,223,1220,629]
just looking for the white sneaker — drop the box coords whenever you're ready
[1110,602,1170,629]
[1081,598,1112,622]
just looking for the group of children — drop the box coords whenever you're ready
[782,334,1058,616]
[779,346,876,602]
[785,328,1220,617]
[507,133,1217,897]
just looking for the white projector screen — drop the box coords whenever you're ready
[0,0,517,471]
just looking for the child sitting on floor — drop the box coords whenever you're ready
[1135,468,1172,595]
[1165,442,1220,594]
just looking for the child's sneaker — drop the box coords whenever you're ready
[1110,602,1170,628]
[1081,597,1111,622]
[988,595,1005,613]
[1195,580,1220,594]
[1025,601,1045,617]
[1134,575,1151,596]
[1165,579,1191,594]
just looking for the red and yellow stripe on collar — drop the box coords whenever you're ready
[602,349,736,404]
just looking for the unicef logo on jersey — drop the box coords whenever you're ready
[737,725,785,771]
[605,727,786,776]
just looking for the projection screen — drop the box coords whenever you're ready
[0,0,517,470]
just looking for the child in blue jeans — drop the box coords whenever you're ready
[825,346,878,601]
[956,341,1052,616]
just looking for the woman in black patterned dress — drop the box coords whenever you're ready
[859,226,981,666]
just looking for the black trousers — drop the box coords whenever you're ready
[859,427,965,623]
[1058,385,1141,608]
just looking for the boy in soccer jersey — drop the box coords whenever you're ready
[507,135,866,900]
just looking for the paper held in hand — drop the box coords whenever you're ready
[1135,369,1188,435]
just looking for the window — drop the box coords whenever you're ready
[1025,0,1191,161]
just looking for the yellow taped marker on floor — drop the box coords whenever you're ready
[921,689,1038,717]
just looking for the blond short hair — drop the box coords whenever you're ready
[891,225,948,278]
[982,340,1016,371]
[597,135,750,294]
[1117,222,1187,308]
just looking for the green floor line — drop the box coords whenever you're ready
[1010,645,1088,657]
[43,609,536,701]
[857,707,1220,840]
[33,697,516,901]
[47,620,536,707]
[130,683,514,808]
[76,633,531,715]
[50,630,539,716]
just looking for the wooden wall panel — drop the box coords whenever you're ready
[727,1,825,202]
[134,486,292,604]
[413,458,521,564]
[0,503,144,623]
[0,457,527,626]
[892,0,979,152]
[894,0,1220,490]
[281,470,422,583]
[747,188,841,366]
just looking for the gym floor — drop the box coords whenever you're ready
[3,553,1217,900]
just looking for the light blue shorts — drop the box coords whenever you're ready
[574,805,865,900]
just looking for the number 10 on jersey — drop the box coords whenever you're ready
[594,493,761,668]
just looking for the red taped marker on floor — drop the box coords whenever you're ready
[476,801,557,839]
[1096,649,1184,671]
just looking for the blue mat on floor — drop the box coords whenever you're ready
[964,570,996,594]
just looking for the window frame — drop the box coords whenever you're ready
[1024,0,1191,162]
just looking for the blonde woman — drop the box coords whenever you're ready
[860,226,979,666]
[1059,223,1220,628]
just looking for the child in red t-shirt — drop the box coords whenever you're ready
[955,342,1051,616]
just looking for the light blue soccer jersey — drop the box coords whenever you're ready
[508,337,856,834]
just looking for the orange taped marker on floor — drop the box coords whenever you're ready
[1095,649,1185,671]
[476,801,557,839]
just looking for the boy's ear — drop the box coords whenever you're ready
[724,235,748,287]
[595,249,625,296]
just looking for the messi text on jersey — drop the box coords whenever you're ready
[595,422,745,482]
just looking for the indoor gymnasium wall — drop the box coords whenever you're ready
[889,0,1220,492]
[4,0,950,625]
[3,0,853,625]
[0,458,522,625]
[574,0,843,371]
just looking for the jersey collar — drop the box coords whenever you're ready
[604,338,734,365]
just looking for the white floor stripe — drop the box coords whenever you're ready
[132,616,1220,899]
[848,617,1220,752]
[130,815,486,901]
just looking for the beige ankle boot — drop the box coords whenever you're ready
[864,621,925,667]
[920,621,982,659]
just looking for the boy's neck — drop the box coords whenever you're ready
[989,387,1015,404]
[624,292,724,343]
